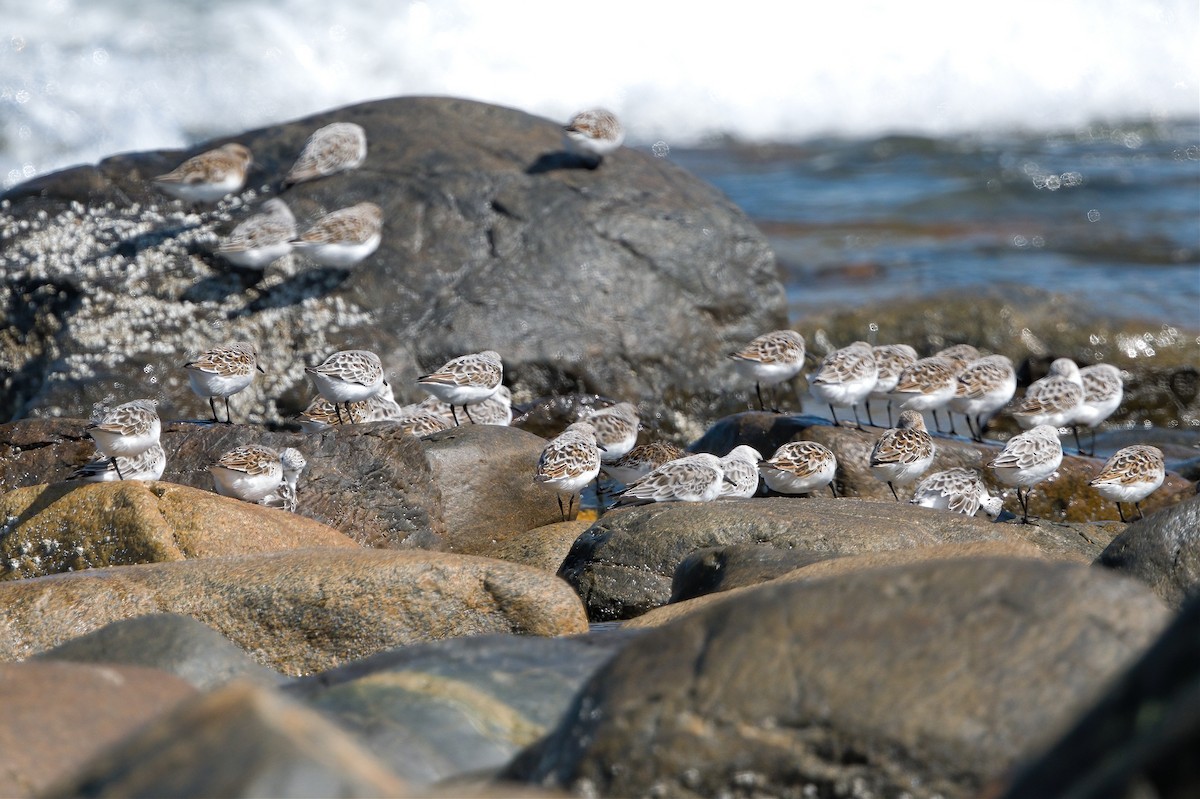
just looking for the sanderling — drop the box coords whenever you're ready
[988,424,1064,524]
[909,467,1003,517]
[183,341,263,424]
[209,444,285,503]
[869,409,935,501]
[534,421,604,521]
[601,440,685,486]
[613,453,727,506]
[890,356,959,434]
[216,198,297,270]
[1012,357,1083,432]
[392,410,454,437]
[934,344,981,372]
[70,442,166,483]
[1088,444,1164,522]
[1074,364,1123,456]
[809,341,878,428]
[587,402,641,462]
[758,440,838,497]
[417,350,503,426]
[298,395,369,431]
[718,445,763,498]
[283,122,368,187]
[86,398,161,479]
[950,354,1016,442]
[564,109,625,168]
[867,343,917,427]
[728,329,806,412]
[305,349,387,423]
[259,447,308,513]
[152,143,253,203]
[291,202,383,268]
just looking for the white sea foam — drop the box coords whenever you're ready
[3,0,1197,187]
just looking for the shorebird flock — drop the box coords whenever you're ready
[69,109,1171,528]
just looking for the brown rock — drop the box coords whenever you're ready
[0,418,448,550]
[510,557,1170,799]
[559,496,1041,621]
[0,661,196,798]
[479,520,591,573]
[41,681,409,799]
[0,549,589,675]
[0,481,359,580]
[422,425,565,552]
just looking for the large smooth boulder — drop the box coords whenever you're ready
[0,481,359,580]
[283,632,641,785]
[0,661,196,798]
[999,593,1200,798]
[629,540,1051,629]
[0,549,589,675]
[1096,493,1200,608]
[559,496,1039,621]
[1,96,784,442]
[509,557,1170,799]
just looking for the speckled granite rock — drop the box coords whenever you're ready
[0,481,359,580]
[0,418,447,550]
[0,548,589,675]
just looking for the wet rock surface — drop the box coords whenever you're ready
[998,593,1200,799]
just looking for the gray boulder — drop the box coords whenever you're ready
[1,96,784,442]
[509,557,1170,799]
[33,613,284,690]
[283,631,642,785]
[559,496,1036,621]
[1096,493,1200,608]
[999,593,1200,799]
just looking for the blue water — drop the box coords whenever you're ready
[673,121,1200,325]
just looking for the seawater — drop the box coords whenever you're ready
[673,121,1200,326]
